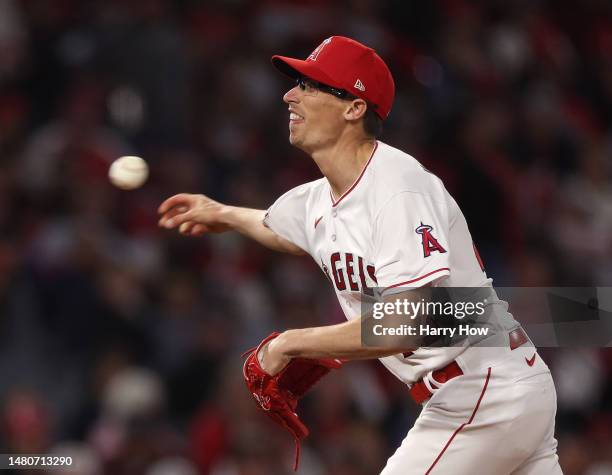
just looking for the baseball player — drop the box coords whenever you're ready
[158,36,563,474]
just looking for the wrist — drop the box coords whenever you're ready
[270,329,300,358]
[217,204,235,227]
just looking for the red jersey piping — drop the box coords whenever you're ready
[330,141,378,207]
[384,268,450,290]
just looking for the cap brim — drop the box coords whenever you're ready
[271,55,342,90]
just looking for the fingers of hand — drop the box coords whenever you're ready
[191,224,208,236]
[178,222,210,237]
[159,205,190,228]
[158,194,194,214]
[179,222,193,234]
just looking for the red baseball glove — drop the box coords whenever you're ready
[242,332,342,470]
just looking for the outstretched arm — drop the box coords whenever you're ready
[158,193,306,255]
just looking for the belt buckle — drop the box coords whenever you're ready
[422,369,444,395]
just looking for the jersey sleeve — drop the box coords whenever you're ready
[372,191,451,293]
[263,183,312,255]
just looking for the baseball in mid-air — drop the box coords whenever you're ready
[108,156,149,190]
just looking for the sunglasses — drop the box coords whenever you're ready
[296,77,358,100]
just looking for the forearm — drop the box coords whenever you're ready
[267,288,437,363]
[221,206,306,255]
[259,289,438,375]
[271,317,414,361]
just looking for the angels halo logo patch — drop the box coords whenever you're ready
[415,222,447,257]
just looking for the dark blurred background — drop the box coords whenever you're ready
[0,0,611,474]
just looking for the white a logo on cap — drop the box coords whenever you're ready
[308,37,332,61]
[354,79,366,91]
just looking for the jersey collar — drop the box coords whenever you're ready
[330,141,378,207]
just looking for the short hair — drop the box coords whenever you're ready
[363,106,383,138]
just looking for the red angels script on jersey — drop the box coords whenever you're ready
[415,223,447,258]
[308,37,332,61]
[329,252,377,294]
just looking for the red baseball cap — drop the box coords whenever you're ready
[272,36,395,120]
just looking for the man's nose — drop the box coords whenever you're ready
[283,85,301,104]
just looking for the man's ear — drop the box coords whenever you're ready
[344,99,368,122]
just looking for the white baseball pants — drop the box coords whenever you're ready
[381,345,563,475]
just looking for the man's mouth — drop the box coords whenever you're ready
[289,112,304,122]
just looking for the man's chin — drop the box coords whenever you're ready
[288,133,301,147]
[288,134,314,155]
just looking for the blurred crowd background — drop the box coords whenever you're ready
[0,0,611,474]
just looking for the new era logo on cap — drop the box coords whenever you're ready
[354,79,365,91]
[271,36,395,119]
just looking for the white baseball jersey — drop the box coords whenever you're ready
[263,140,562,474]
[264,141,517,384]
